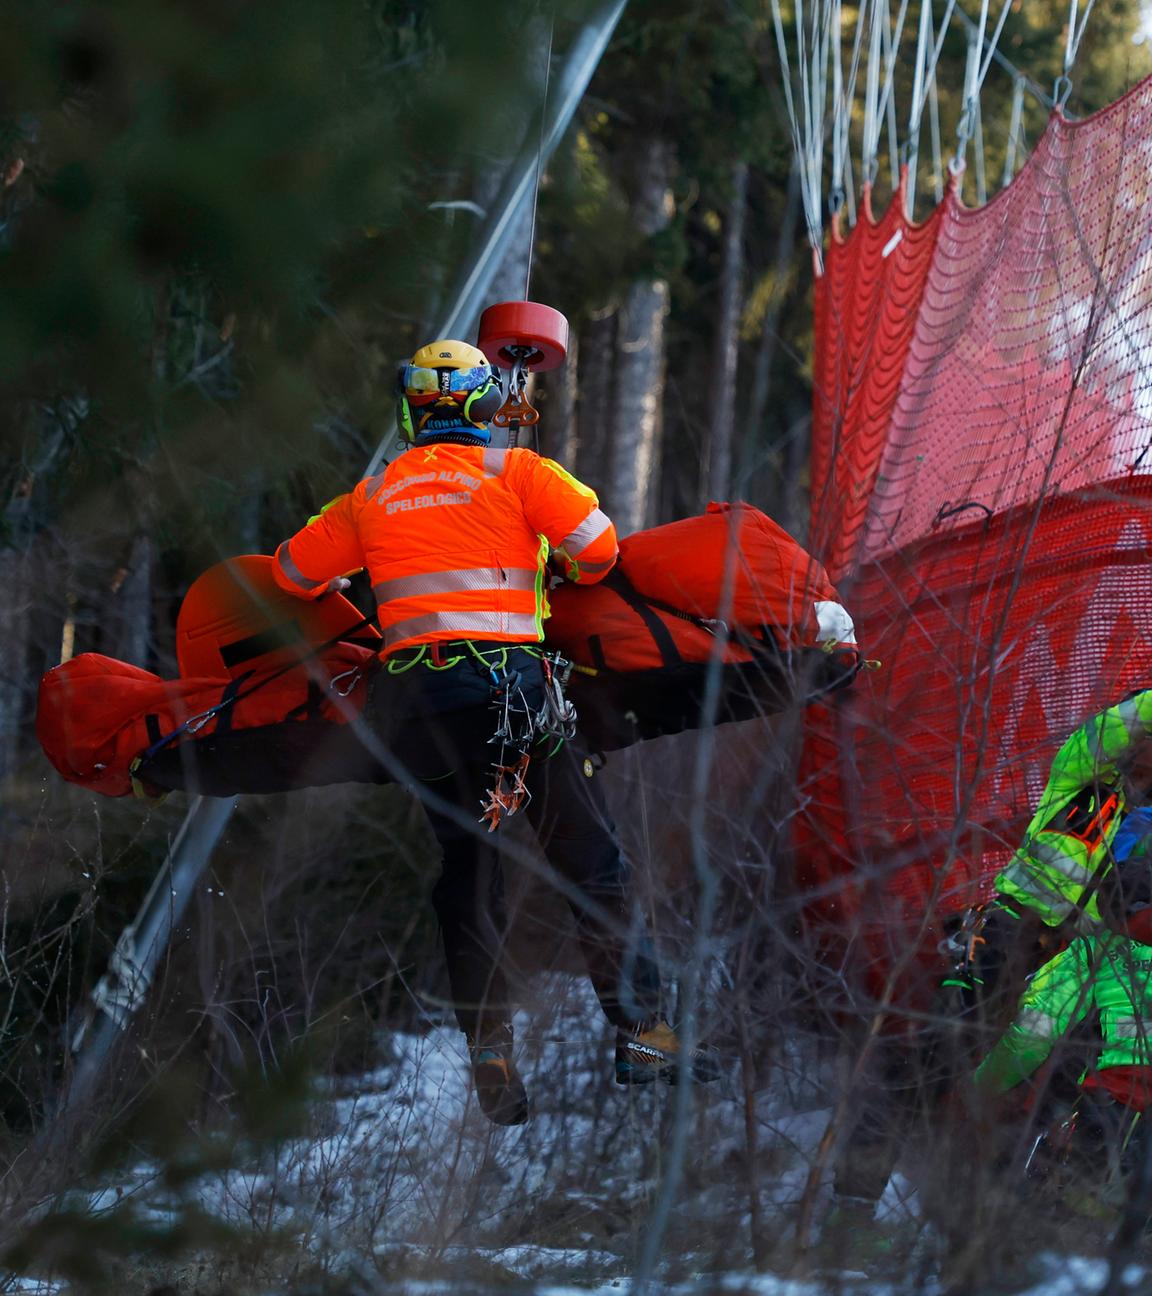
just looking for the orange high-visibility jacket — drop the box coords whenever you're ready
[272,444,617,658]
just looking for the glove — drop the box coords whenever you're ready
[324,576,352,595]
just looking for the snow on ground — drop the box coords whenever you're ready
[8,974,1143,1293]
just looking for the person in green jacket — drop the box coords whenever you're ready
[971,859,1152,1201]
[958,686,1152,1023]
[996,689,1152,924]
[822,689,1152,1251]
[975,915,1152,1110]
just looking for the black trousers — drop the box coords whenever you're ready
[367,646,663,1041]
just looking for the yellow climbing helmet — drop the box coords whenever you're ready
[395,339,503,444]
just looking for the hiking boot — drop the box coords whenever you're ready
[614,1019,721,1086]
[467,1027,529,1126]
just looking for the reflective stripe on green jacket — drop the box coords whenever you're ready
[994,690,1152,926]
[974,934,1152,1094]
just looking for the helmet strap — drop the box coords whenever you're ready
[397,394,416,442]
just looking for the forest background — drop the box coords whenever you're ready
[1,0,1151,1291]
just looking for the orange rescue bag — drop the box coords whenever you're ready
[36,645,375,798]
[545,502,856,672]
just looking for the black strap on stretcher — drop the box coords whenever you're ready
[138,613,378,764]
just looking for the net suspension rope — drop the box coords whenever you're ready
[926,6,944,204]
[1001,74,1027,190]
[830,0,870,218]
[861,0,883,187]
[867,0,913,188]
[953,3,1055,110]
[523,4,556,302]
[903,0,941,215]
[774,0,1098,261]
[770,0,828,265]
[952,0,1014,185]
[1061,0,1097,102]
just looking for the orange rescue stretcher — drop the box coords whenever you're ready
[37,505,863,800]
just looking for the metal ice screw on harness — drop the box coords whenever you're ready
[482,666,539,831]
[480,652,580,830]
[538,653,578,742]
[489,668,536,746]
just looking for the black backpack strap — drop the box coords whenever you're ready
[606,567,741,639]
[603,568,683,667]
[212,672,254,735]
[135,617,377,763]
[284,679,327,723]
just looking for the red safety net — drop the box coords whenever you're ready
[810,171,944,581]
[801,76,1152,944]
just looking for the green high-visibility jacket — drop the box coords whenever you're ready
[974,933,1152,1094]
[994,690,1152,927]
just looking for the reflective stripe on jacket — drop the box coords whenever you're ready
[271,444,618,658]
[974,933,1152,1094]
[995,691,1152,926]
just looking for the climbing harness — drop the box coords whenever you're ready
[938,903,990,994]
[481,649,578,831]
[383,639,578,830]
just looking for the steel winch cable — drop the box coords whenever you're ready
[524,6,556,303]
[363,0,623,478]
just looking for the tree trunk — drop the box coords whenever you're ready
[547,329,579,466]
[233,466,264,554]
[0,547,32,787]
[743,164,801,511]
[706,161,748,506]
[574,307,617,491]
[605,139,673,536]
[108,533,154,668]
[0,402,79,785]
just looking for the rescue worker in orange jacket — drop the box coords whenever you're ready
[272,339,711,1124]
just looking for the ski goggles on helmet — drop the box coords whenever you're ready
[399,363,496,405]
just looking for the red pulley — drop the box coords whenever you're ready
[478,301,569,372]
